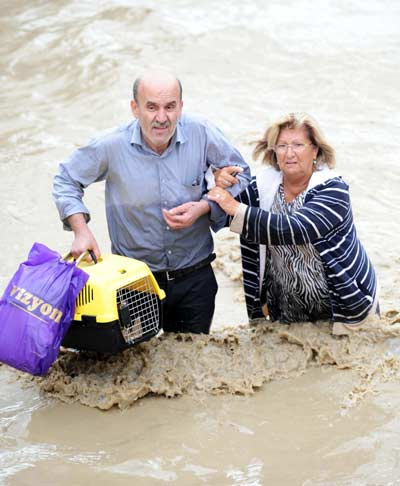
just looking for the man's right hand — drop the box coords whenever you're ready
[214,166,243,189]
[67,213,101,262]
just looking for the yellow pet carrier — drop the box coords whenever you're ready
[62,253,166,353]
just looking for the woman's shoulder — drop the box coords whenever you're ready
[308,167,349,192]
[318,176,349,193]
[306,172,350,207]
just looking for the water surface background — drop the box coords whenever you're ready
[1,1,400,484]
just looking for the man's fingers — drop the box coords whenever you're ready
[163,208,180,220]
[163,209,187,224]
[166,202,193,216]
[216,165,243,187]
[167,206,184,216]
[71,247,101,263]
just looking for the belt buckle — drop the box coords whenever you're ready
[166,271,175,281]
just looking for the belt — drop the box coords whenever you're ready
[153,253,216,281]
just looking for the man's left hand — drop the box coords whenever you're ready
[162,200,210,230]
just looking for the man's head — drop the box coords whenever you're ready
[131,70,183,155]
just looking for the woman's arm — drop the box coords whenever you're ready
[243,178,350,245]
[208,176,259,230]
[209,178,350,245]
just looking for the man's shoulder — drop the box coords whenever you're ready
[88,120,136,147]
[179,113,229,143]
[179,112,210,131]
[180,112,230,133]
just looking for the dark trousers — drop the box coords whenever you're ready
[154,263,218,334]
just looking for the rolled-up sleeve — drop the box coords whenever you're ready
[52,139,109,230]
[229,203,248,234]
[202,121,251,231]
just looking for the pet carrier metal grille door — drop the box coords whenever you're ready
[116,276,160,344]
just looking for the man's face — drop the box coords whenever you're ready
[130,78,183,154]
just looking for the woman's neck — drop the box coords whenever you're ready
[282,175,310,202]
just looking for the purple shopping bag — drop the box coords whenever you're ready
[0,242,88,376]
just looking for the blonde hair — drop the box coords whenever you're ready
[253,112,336,170]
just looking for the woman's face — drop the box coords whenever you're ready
[275,127,318,181]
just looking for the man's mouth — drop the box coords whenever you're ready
[152,123,170,131]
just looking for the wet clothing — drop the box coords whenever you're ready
[230,166,378,326]
[53,113,250,333]
[263,183,332,323]
[53,113,250,272]
[154,262,218,334]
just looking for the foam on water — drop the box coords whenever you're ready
[29,311,400,411]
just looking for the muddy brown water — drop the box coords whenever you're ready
[1,0,400,484]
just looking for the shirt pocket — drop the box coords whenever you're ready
[181,168,205,201]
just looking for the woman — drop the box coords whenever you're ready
[208,112,378,335]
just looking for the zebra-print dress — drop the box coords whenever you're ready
[262,184,332,323]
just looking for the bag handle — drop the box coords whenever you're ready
[63,249,98,265]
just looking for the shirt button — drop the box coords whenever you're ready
[166,226,170,230]
[168,250,172,255]
[164,201,168,205]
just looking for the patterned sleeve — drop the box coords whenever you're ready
[242,177,350,245]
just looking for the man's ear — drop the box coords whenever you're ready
[130,99,138,118]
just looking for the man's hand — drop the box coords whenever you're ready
[214,165,243,189]
[162,200,210,230]
[68,213,101,262]
[207,187,240,216]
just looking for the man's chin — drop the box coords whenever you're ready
[152,131,172,144]
[149,135,173,152]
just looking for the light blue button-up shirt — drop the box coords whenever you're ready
[53,113,251,271]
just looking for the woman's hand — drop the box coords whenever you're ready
[214,166,243,189]
[207,187,240,216]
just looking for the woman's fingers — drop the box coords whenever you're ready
[215,166,243,188]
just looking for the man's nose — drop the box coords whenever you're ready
[155,108,167,123]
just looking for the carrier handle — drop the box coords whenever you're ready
[63,249,98,265]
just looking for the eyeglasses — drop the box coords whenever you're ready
[274,142,313,154]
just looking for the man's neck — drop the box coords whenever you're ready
[142,133,173,155]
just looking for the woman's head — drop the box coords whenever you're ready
[253,112,336,171]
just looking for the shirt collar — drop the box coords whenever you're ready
[130,118,187,148]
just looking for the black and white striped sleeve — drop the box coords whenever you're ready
[241,178,350,246]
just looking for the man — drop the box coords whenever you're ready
[53,69,250,334]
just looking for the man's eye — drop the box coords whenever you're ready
[166,104,176,111]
